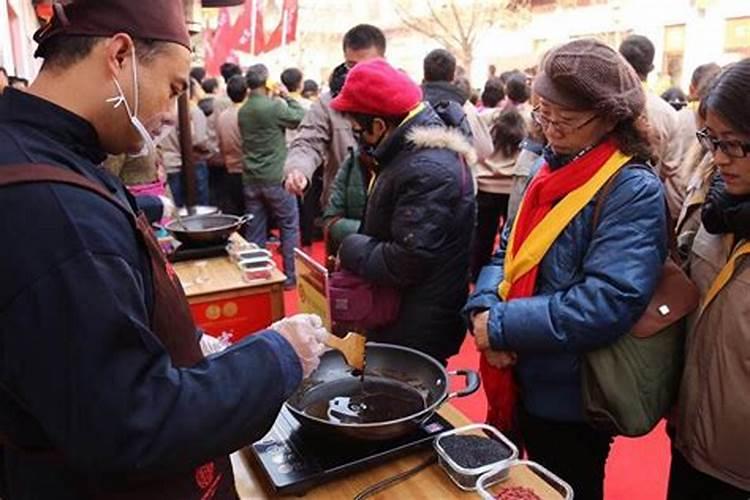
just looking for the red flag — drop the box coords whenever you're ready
[205,8,231,76]
[234,0,257,54]
[284,0,298,46]
[261,0,298,53]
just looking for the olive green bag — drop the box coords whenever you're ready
[581,178,700,437]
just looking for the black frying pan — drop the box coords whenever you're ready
[162,214,252,246]
[286,343,480,441]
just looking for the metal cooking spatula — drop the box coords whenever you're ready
[324,332,366,372]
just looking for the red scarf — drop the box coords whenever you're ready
[481,140,619,432]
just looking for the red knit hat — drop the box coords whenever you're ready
[330,58,423,117]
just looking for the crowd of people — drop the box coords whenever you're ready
[172,25,747,499]
[0,0,748,498]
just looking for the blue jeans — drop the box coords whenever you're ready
[167,161,209,207]
[243,183,299,278]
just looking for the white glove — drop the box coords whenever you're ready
[199,333,230,356]
[158,195,176,220]
[271,314,328,378]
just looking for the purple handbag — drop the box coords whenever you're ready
[328,270,401,331]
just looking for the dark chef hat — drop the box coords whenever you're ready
[33,0,191,58]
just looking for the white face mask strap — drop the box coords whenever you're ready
[130,44,140,118]
[107,77,131,115]
[105,44,140,119]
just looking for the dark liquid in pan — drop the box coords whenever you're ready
[301,378,426,424]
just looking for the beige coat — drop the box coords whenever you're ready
[463,101,494,163]
[676,227,750,491]
[471,108,514,194]
[283,92,356,206]
[674,104,699,166]
[215,105,244,174]
[676,143,714,258]
[646,91,686,219]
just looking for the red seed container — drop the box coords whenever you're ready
[476,460,574,500]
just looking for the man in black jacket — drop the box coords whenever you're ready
[421,49,493,163]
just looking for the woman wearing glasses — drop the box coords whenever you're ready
[464,39,668,500]
[668,59,750,500]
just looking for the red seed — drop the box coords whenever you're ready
[495,486,542,500]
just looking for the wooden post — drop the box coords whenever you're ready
[180,0,198,210]
[177,91,197,208]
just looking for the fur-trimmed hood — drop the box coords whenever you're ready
[406,125,478,167]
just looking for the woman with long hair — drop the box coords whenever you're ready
[668,59,750,500]
[471,108,527,280]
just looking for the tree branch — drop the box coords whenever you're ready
[392,0,532,75]
[393,3,459,51]
[449,0,468,45]
[423,0,465,47]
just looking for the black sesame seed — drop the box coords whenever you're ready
[440,434,512,469]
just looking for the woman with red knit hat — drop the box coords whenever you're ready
[465,39,668,499]
[331,58,476,364]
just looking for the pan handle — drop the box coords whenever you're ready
[237,214,253,226]
[446,369,481,400]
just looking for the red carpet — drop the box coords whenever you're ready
[279,242,671,500]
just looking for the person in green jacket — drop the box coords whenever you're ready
[239,63,306,287]
[322,148,369,257]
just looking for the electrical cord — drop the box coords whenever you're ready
[352,454,438,500]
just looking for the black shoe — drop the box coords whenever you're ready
[283,278,297,291]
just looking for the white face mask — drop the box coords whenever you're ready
[107,46,174,157]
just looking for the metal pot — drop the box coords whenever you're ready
[163,214,252,246]
[285,343,480,441]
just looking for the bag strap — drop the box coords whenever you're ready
[591,167,681,264]
[700,239,750,314]
[590,174,620,229]
[0,163,134,219]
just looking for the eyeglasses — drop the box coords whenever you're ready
[531,107,599,135]
[696,128,750,159]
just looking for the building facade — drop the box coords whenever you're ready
[224,0,750,94]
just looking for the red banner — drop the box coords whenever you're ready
[205,0,299,75]
[259,0,299,54]
[205,7,235,76]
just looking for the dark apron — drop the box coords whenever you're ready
[0,164,237,500]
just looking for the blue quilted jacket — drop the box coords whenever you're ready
[464,150,668,422]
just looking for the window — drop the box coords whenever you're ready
[663,24,686,86]
[725,17,750,56]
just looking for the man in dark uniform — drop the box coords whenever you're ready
[0,1,325,499]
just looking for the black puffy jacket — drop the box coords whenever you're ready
[338,104,477,363]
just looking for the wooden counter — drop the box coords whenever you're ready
[174,256,286,342]
[231,405,567,500]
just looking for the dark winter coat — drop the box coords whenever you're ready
[339,105,477,363]
[322,149,367,256]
